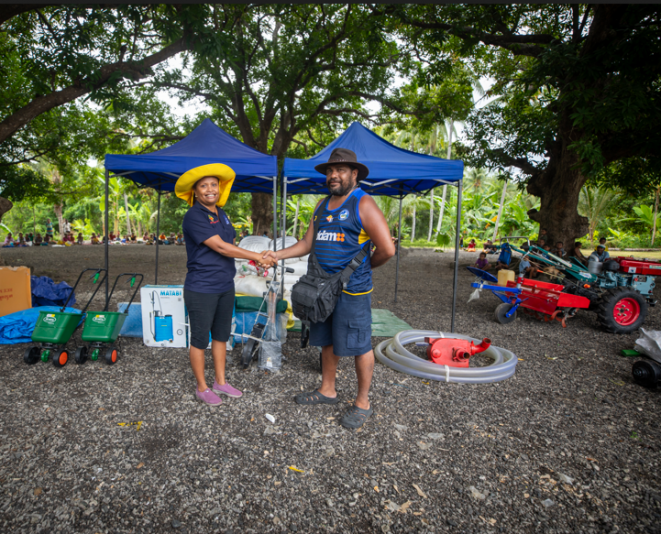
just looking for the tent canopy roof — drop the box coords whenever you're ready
[104,119,277,194]
[283,122,464,196]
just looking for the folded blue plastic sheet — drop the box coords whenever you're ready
[117,302,142,337]
[0,306,83,345]
[233,311,286,344]
[31,276,76,308]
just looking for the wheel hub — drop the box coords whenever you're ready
[613,297,641,326]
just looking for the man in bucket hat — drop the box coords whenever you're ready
[263,148,396,429]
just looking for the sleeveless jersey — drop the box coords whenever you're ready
[312,189,372,294]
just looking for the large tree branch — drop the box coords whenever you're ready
[394,9,555,58]
[0,4,43,26]
[0,37,189,145]
[490,148,540,175]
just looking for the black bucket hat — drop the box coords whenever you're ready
[314,148,369,181]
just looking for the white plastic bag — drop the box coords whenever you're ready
[237,236,271,253]
[634,328,661,363]
[234,275,269,298]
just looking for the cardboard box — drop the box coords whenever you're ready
[140,285,188,348]
[0,266,32,317]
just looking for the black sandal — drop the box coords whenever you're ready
[340,405,373,429]
[294,390,340,405]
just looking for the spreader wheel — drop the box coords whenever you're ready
[24,346,41,365]
[595,287,648,334]
[495,303,517,324]
[105,347,119,365]
[52,349,69,368]
[241,339,258,369]
[74,346,88,365]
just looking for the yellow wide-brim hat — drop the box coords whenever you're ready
[175,163,235,207]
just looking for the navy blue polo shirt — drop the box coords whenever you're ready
[182,201,236,293]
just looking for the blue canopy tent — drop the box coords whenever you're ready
[282,122,465,331]
[103,119,278,299]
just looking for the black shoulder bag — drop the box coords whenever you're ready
[291,197,369,324]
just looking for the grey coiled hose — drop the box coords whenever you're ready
[375,330,517,383]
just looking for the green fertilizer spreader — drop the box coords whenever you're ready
[75,273,143,365]
[24,268,107,367]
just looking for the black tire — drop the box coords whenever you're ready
[24,346,40,365]
[52,349,69,368]
[495,302,517,324]
[595,287,648,334]
[241,339,258,369]
[74,346,88,365]
[105,347,118,365]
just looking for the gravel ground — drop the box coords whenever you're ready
[1,245,661,534]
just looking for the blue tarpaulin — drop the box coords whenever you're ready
[104,119,278,193]
[31,276,76,308]
[283,122,464,196]
[0,306,82,345]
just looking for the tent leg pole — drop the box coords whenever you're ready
[104,169,109,308]
[281,178,287,298]
[155,188,162,285]
[451,180,462,333]
[394,195,403,304]
[272,177,277,251]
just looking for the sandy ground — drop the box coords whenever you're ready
[1,244,660,534]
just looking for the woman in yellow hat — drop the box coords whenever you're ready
[176,163,275,406]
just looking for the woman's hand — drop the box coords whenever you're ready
[256,252,277,268]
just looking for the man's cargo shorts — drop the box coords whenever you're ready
[309,291,372,356]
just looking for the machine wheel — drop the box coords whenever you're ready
[23,346,40,365]
[52,349,69,368]
[495,303,517,324]
[74,346,88,365]
[105,347,119,365]
[632,360,661,388]
[595,287,648,334]
[241,339,258,369]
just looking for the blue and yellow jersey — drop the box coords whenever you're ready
[312,189,372,295]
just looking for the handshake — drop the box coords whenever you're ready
[255,250,279,269]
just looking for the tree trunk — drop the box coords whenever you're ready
[251,192,273,237]
[652,186,660,247]
[292,197,299,237]
[526,132,589,247]
[492,179,508,241]
[123,193,132,235]
[427,189,434,241]
[53,205,64,238]
[435,119,452,236]
[436,185,447,235]
[410,204,416,241]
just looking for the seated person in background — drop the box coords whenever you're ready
[130,233,136,242]
[77,232,83,244]
[520,239,530,252]
[175,233,184,245]
[17,232,24,242]
[589,244,610,263]
[142,232,150,242]
[145,233,154,245]
[3,232,13,247]
[159,232,167,244]
[17,234,27,247]
[90,233,100,245]
[474,252,490,270]
[25,232,33,242]
[595,237,609,252]
[43,235,51,245]
[483,239,498,253]
[495,243,512,270]
[169,232,177,244]
[536,238,546,249]
[570,241,587,264]
[553,241,565,258]
[467,239,476,251]
[109,232,116,241]
[519,255,538,278]
[33,233,43,245]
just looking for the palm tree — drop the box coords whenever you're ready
[578,185,620,244]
